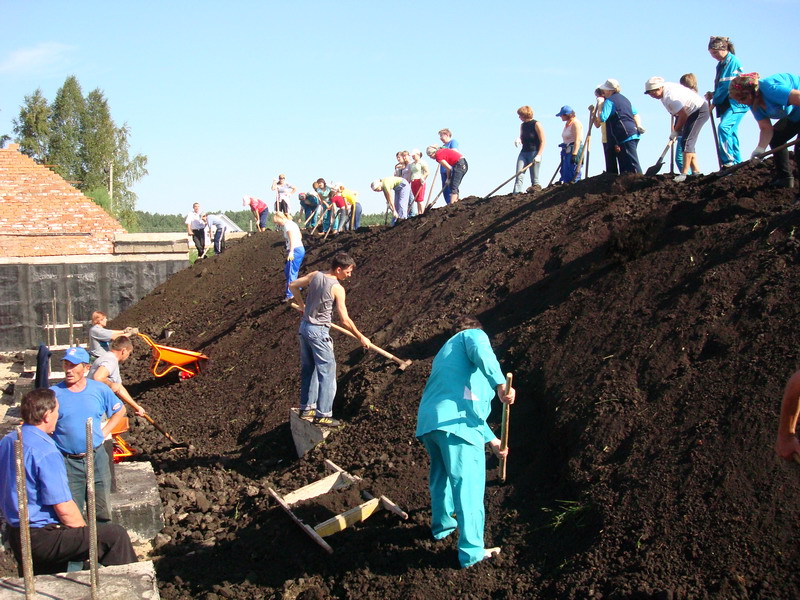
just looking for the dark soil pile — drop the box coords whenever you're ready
[8,161,800,599]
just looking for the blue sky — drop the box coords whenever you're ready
[1,0,797,217]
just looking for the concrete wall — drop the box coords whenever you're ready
[0,254,188,350]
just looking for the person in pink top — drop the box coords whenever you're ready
[426,146,468,204]
[243,196,269,232]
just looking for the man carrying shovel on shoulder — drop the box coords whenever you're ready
[288,252,370,428]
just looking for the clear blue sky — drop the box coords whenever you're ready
[1,0,797,217]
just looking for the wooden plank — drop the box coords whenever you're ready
[268,488,333,554]
[283,472,350,505]
[314,498,381,538]
[379,495,409,520]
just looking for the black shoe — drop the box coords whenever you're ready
[770,177,795,189]
[313,416,341,428]
[300,408,316,420]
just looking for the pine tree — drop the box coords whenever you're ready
[48,75,86,184]
[12,89,52,162]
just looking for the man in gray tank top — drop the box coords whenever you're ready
[289,252,371,427]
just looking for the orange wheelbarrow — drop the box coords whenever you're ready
[137,332,209,379]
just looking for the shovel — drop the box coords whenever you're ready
[290,303,412,370]
[716,137,799,177]
[499,373,513,483]
[120,396,189,448]
[645,139,675,176]
[708,100,723,169]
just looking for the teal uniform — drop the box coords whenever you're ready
[415,327,506,567]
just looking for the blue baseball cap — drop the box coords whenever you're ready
[63,347,90,364]
[556,105,574,117]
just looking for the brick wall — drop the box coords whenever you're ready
[0,144,126,257]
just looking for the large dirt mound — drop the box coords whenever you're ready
[19,162,800,599]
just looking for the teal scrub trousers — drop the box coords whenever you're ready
[420,429,487,568]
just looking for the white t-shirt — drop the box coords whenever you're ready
[282,220,303,252]
[661,82,705,116]
[185,210,204,230]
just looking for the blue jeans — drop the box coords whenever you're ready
[299,321,337,417]
[393,181,410,224]
[284,246,305,299]
[617,139,642,174]
[213,228,226,254]
[64,444,112,522]
[513,150,540,193]
[420,430,487,568]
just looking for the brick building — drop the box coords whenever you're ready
[0,143,126,257]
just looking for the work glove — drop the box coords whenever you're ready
[571,154,578,165]
[637,126,646,134]
[669,130,679,141]
[533,155,542,163]
[514,137,521,147]
[751,146,767,162]
[287,252,294,262]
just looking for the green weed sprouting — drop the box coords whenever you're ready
[542,500,589,530]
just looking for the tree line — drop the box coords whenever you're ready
[7,75,147,230]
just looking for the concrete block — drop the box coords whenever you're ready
[0,559,159,599]
[289,408,330,458]
[111,462,164,543]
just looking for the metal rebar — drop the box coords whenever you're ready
[14,426,35,599]
[85,419,99,597]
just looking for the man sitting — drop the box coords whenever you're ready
[0,389,137,575]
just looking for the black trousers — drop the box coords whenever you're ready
[6,522,137,575]
[191,228,205,255]
[771,117,800,181]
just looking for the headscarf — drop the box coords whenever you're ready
[729,73,760,103]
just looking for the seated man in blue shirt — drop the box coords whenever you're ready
[51,347,126,522]
[0,389,136,575]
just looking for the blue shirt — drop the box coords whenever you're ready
[712,53,747,113]
[51,379,123,455]
[752,73,800,123]
[599,98,640,144]
[416,328,507,447]
[205,214,226,231]
[0,425,73,527]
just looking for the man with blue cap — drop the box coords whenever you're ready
[0,388,137,574]
[415,315,516,568]
[50,346,126,522]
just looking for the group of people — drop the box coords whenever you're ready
[374,130,468,222]
[512,36,799,191]
[288,252,514,567]
[0,342,141,575]
[185,202,228,258]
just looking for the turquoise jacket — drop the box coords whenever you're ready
[416,328,507,447]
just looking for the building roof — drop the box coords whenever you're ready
[0,144,126,258]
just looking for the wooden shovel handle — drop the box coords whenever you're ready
[499,373,513,483]
[290,303,411,369]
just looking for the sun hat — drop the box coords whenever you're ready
[644,76,665,93]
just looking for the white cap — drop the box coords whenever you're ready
[599,78,620,92]
[644,76,665,93]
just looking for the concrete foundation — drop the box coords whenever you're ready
[111,462,164,543]
[0,253,188,351]
[0,559,159,599]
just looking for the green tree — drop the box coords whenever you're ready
[48,75,85,184]
[9,76,148,226]
[12,89,52,162]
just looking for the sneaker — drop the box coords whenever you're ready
[300,408,316,421]
[722,162,735,168]
[674,174,687,183]
[313,416,342,428]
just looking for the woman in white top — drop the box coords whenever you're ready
[644,76,710,181]
[556,105,584,183]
